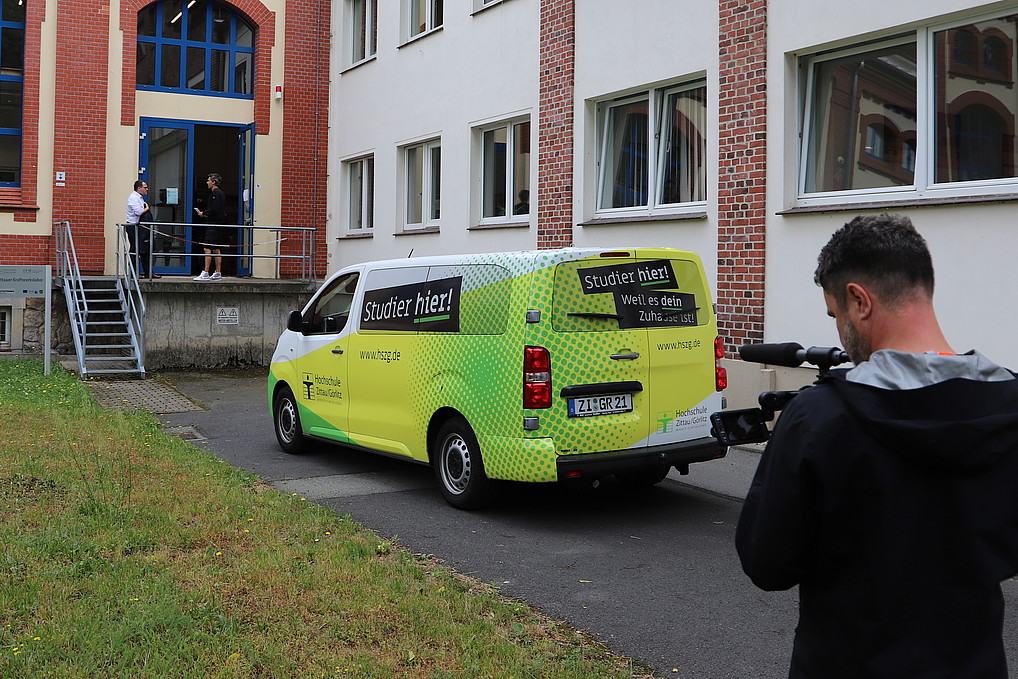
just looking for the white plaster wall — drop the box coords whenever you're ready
[328,0,541,271]
[765,0,1018,365]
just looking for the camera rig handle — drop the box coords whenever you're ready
[739,342,851,374]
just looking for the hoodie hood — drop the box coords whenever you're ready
[823,358,1018,471]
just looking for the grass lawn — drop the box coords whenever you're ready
[0,359,658,678]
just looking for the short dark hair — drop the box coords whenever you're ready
[134,180,146,190]
[814,213,935,308]
[207,173,222,186]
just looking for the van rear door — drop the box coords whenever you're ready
[547,254,653,454]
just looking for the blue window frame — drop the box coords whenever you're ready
[0,0,25,186]
[137,0,254,98]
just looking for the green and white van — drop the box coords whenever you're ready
[268,247,728,508]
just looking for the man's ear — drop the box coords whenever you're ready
[844,282,873,320]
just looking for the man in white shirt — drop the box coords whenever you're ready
[125,180,158,278]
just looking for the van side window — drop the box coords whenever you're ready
[305,272,359,334]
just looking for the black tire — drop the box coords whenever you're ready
[433,417,491,509]
[615,466,671,487]
[273,385,309,454]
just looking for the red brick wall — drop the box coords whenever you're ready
[279,0,330,278]
[717,0,767,353]
[49,0,111,275]
[536,0,575,249]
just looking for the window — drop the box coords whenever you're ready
[404,0,442,41]
[403,139,441,228]
[347,0,376,65]
[596,81,707,212]
[479,119,531,221]
[305,273,359,335]
[137,0,254,97]
[346,155,374,231]
[800,10,1018,202]
[0,306,9,349]
[0,0,24,186]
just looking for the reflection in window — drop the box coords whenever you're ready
[348,0,377,64]
[407,0,442,39]
[803,42,917,193]
[137,0,254,97]
[0,0,24,185]
[936,16,1017,183]
[953,30,977,65]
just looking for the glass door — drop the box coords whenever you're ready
[140,120,194,276]
[236,123,256,276]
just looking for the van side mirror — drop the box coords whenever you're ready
[286,310,304,333]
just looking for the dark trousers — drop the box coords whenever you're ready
[126,222,151,276]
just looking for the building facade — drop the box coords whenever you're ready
[328,0,1018,399]
[0,0,329,349]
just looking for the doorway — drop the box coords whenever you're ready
[139,118,255,277]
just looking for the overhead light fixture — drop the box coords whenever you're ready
[170,11,182,22]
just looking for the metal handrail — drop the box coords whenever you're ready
[116,224,146,373]
[116,221,318,281]
[53,221,89,370]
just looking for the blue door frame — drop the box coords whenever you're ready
[139,118,255,276]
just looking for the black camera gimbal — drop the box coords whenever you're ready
[709,342,851,446]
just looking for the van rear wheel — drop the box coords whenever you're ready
[274,385,309,454]
[433,417,491,509]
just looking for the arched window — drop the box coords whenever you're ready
[953,30,977,65]
[983,36,1005,72]
[137,0,254,98]
[956,104,1005,181]
[0,0,25,185]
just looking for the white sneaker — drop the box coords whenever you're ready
[193,271,211,281]
[210,272,222,280]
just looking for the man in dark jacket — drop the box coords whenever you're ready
[194,172,228,281]
[736,213,1018,678]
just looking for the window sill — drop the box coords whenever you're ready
[779,192,1018,215]
[579,211,708,227]
[0,187,38,211]
[340,55,377,75]
[471,0,509,16]
[397,25,443,49]
[468,220,530,230]
[394,226,440,236]
[338,231,373,240]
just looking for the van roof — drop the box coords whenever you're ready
[338,247,696,274]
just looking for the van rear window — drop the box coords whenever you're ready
[552,258,707,332]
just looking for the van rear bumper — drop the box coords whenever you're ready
[555,436,726,481]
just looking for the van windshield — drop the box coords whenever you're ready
[552,257,707,332]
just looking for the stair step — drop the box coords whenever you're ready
[86,332,132,338]
[84,356,140,362]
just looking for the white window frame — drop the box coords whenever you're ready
[401,138,441,230]
[477,116,532,225]
[345,0,377,67]
[796,8,1018,208]
[402,0,443,43]
[594,79,708,217]
[345,155,374,232]
[472,0,507,12]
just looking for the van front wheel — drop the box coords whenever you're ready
[433,417,491,509]
[274,385,309,455]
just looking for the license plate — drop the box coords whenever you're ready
[567,393,633,418]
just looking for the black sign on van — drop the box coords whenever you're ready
[578,260,678,295]
[361,276,462,332]
[576,260,698,329]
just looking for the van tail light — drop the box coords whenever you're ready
[523,346,552,409]
[715,336,728,392]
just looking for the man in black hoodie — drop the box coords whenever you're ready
[736,213,1018,678]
